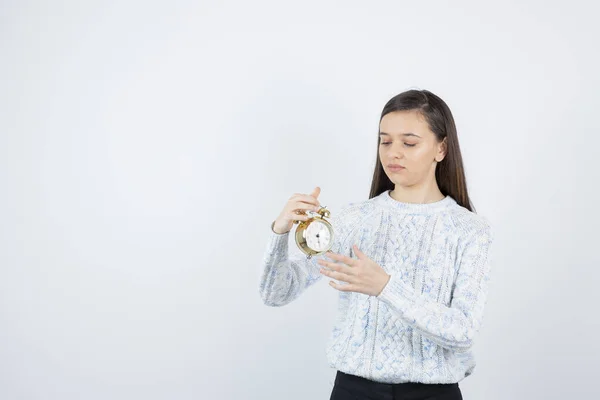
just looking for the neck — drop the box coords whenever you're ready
[390,179,445,204]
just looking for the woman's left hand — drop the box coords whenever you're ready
[318,244,391,297]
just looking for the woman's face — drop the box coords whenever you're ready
[378,110,446,187]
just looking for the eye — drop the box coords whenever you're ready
[380,141,416,147]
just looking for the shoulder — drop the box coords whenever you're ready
[340,197,379,216]
[446,200,494,241]
[330,197,379,230]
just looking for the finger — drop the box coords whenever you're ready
[289,212,309,221]
[290,192,321,207]
[328,280,352,291]
[326,252,357,267]
[310,186,321,200]
[295,200,321,213]
[320,268,353,283]
[292,195,321,209]
[353,244,366,260]
[318,259,353,274]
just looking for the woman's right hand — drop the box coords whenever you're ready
[272,186,322,234]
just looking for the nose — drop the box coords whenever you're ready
[389,142,404,159]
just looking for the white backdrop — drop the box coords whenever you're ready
[1,1,598,399]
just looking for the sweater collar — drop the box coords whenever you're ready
[376,189,456,214]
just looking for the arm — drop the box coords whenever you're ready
[258,205,356,307]
[376,223,494,352]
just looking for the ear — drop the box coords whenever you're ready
[435,137,447,162]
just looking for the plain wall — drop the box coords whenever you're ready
[1,0,598,399]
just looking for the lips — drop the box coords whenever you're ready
[388,164,405,170]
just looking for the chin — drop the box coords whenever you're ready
[386,174,405,185]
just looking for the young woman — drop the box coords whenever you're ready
[259,89,493,400]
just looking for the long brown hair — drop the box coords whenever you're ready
[368,89,475,212]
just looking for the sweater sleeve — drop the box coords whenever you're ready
[376,223,494,352]
[258,205,356,307]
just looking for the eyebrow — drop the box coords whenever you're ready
[379,132,422,138]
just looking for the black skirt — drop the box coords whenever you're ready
[329,370,463,400]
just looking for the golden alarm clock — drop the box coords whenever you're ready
[292,206,334,259]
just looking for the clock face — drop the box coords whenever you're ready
[303,220,332,252]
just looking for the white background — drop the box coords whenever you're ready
[1,1,598,399]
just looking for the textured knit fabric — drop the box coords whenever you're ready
[258,189,494,384]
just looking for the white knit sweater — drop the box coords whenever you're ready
[258,189,494,384]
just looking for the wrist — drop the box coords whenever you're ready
[377,273,391,297]
[271,220,290,235]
